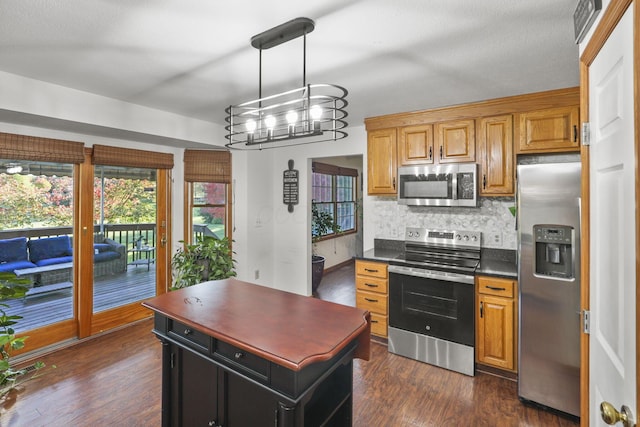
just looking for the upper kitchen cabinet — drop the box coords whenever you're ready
[435,119,475,163]
[516,106,580,153]
[477,115,514,196]
[364,87,579,196]
[398,124,434,165]
[367,128,397,195]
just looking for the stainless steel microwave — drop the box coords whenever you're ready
[397,163,479,207]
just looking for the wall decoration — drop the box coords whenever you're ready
[283,159,299,212]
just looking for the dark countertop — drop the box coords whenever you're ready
[476,249,517,279]
[359,239,517,279]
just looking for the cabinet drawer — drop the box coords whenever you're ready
[356,290,387,315]
[214,340,269,380]
[355,260,388,279]
[167,320,210,352]
[370,313,388,337]
[355,276,388,294]
[477,276,515,298]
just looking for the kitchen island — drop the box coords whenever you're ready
[143,277,371,427]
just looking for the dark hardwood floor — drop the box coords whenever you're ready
[0,263,579,426]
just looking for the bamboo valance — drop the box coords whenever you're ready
[92,144,174,169]
[184,149,231,183]
[0,132,85,163]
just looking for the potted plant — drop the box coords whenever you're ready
[311,204,340,293]
[171,235,236,290]
[0,273,49,399]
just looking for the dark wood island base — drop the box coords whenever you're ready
[143,278,371,427]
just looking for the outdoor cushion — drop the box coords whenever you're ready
[28,236,72,263]
[0,237,29,263]
[94,243,112,253]
[34,256,73,267]
[0,260,37,273]
[94,251,120,263]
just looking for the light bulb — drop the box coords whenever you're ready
[245,119,257,133]
[309,105,322,120]
[286,110,298,125]
[264,115,276,129]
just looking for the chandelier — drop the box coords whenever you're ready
[225,17,348,150]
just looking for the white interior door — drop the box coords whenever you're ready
[589,5,636,426]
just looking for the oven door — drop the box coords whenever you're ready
[388,266,474,347]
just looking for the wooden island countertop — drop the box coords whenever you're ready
[142,277,371,371]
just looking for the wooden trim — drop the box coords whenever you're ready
[364,87,579,131]
[323,258,354,275]
[580,0,634,66]
[77,148,95,338]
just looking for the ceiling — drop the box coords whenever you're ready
[0,0,580,135]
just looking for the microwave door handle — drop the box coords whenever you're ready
[452,173,458,200]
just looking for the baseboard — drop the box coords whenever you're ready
[323,258,354,275]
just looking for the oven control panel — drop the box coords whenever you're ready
[404,227,481,248]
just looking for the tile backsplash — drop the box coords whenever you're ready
[370,196,517,249]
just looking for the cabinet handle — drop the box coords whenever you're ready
[208,421,217,427]
[364,283,379,288]
[483,174,487,190]
[486,286,506,291]
[573,125,578,142]
[440,146,443,158]
[392,177,396,190]
[429,146,432,160]
[364,268,378,273]
[371,320,379,324]
[364,297,378,303]
[234,351,244,360]
[183,328,192,335]
[480,301,484,318]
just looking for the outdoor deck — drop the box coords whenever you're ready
[3,264,157,333]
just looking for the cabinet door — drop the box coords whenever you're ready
[435,119,475,163]
[517,106,579,153]
[477,115,514,196]
[170,343,219,427]
[477,294,514,371]
[222,369,283,426]
[367,128,397,194]
[398,124,434,165]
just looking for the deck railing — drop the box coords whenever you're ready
[0,223,157,252]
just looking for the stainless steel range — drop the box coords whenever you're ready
[388,227,481,376]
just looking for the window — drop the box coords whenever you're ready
[312,162,358,239]
[183,150,232,243]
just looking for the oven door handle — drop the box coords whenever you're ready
[388,264,475,285]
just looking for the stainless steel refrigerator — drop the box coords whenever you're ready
[517,159,581,418]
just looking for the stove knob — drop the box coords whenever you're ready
[456,234,461,240]
[471,235,478,242]
[415,231,420,238]
[463,235,469,241]
[407,231,413,237]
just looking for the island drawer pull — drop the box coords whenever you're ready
[365,283,379,288]
[183,328,192,335]
[364,268,379,273]
[364,297,378,303]
[234,352,244,360]
[486,286,506,291]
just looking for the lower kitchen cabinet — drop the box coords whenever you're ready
[355,260,388,338]
[476,275,518,372]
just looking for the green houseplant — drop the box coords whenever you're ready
[171,235,236,290]
[0,273,48,399]
[311,204,340,293]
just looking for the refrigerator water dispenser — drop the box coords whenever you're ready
[533,225,574,279]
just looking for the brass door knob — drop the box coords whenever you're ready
[601,401,635,427]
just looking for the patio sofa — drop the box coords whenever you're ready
[0,235,126,285]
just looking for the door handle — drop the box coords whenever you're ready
[601,401,635,427]
[161,234,167,247]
